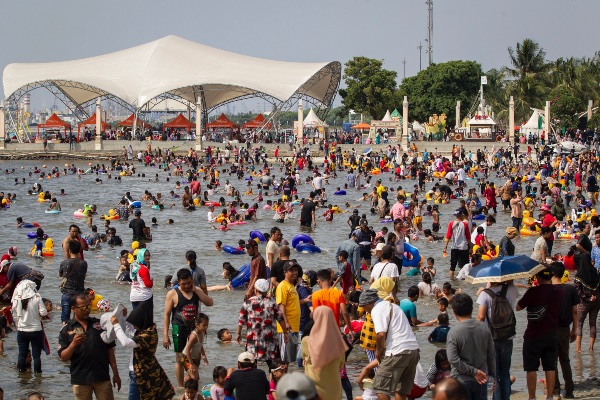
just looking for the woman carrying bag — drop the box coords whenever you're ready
[11,279,47,373]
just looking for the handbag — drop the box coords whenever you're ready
[527,305,547,321]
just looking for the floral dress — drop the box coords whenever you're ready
[132,324,175,400]
[238,295,283,362]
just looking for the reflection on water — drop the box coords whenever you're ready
[0,159,591,398]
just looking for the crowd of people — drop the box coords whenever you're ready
[0,137,599,400]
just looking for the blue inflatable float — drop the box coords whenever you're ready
[45,210,61,214]
[27,231,38,239]
[403,243,422,267]
[231,263,251,288]
[223,245,245,255]
[296,243,321,253]
[21,223,39,228]
[250,231,266,243]
[130,201,142,209]
[291,234,314,249]
[333,190,346,195]
[473,214,486,220]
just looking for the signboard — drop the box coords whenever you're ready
[481,76,487,85]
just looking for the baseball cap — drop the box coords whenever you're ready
[283,260,299,271]
[375,243,385,251]
[134,210,142,216]
[453,208,466,216]
[254,279,270,293]
[238,351,256,363]
[537,268,553,280]
[276,372,318,400]
[0,260,10,269]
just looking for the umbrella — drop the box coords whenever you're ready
[363,147,372,155]
[466,255,545,284]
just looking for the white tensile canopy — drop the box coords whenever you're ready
[382,110,392,121]
[412,121,425,132]
[521,109,544,134]
[467,115,496,126]
[303,108,328,127]
[3,35,340,111]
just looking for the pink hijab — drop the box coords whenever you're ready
[305,306,348,370]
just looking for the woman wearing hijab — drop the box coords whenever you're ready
[130,248,153,314]
[302,306,348,399]
[111,302,174,399]
[11,279,47,373]
[359,277,395,363]
[574,223,600,353]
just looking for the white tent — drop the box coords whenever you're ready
[303,108,328,127]
[3,35,340,112]
[382,110,392,121]
[467,115,496,126]
[521,109,544,134]
[412,121,425,133]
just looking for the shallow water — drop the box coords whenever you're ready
[0,159,595,399]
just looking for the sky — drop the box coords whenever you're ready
[1,0,598,114]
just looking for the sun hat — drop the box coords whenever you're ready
[375,243,385,251]
[506,227,518,236]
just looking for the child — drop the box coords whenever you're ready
[40,298,53,321]
[116,255,132,283]
[417,272,440,298]
[268,359,288,400]
[436,297,449,315]
[217,328,233,342]
[151,217,158,227]
[183,313,210,381]
[355,360,379,400]
[426,349,451,389]
[323,204,334,222]
[214,241,223,251]
[180,378,201,400]
[421,257,437,278]
[431,205,440,232]
[333,250,353,299]
[210,366,227,400]
[428,313,450,343]
[437,282,461,302]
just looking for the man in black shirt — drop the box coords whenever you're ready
[347,209,361,234]
[224,352,269,400]
[58,293,121,398]
[129,210,146,241]
[551,262,580,398]
[300,192,317,228]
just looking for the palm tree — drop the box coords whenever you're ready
[503,39,552,121]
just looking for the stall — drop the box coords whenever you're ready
[162,113,194,140]
[37,113,72,141]
[206,113,240,140]
[77,113,110,141]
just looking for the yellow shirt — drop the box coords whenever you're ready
[90,294,104,311]
[275,280,300,333]
[376,184,386,197]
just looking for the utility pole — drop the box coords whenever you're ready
[417,42,423,71]
[426,0,433,66]
[402,58,406,80]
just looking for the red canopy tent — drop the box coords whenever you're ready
[118,113,152,129]
[206,113,238,129]
[38,113,72,138]
[77,113,110,140]
[242,113,273,130]
[162,113,193,132]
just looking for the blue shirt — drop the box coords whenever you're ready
[429,325,451,343]
[400,299,417,322]
[591,245,600,273]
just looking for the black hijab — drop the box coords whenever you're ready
[126,301,153,331]
[575,252,600,287]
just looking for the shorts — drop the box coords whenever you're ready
[523,332,557,371]
[450,249,469,272]
[372,349,420,397]
[432,222,440,232]
[279,332,298,363]
[172,324,191,354]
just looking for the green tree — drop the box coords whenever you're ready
[396,60,482,127]
[503,38,552,121]
[549,86,585,129]
[339,57,397,120]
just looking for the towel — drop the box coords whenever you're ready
[11,280,38,319]
[100,303,126,343]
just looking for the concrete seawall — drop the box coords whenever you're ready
[0,139,517,160]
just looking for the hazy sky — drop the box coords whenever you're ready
[2,0,598,112]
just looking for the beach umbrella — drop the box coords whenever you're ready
[363,147,372,155]
[466,255,545,284]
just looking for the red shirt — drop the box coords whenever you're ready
[542,213,556,241]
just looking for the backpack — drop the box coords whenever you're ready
[483,285,516,341]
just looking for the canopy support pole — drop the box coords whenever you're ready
[195,101,203,151]
[402,96,409,151]
[0,101,5,150]
[95,99,103,150]
[509,96,515,144]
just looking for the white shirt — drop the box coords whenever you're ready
[207,211,215,222]
[447,220,470,250]
[470,222,487,244]
[445,171,456,180]
[457,168,466,181]
[12,294,47,332]
[476,283,519,340]
[456,262,473,280]
[371,300,419,356]
[312,176,324,189]
[370,261,399,281]
[418,281,440,297]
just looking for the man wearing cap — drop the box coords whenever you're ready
[276,261,301,363]
[224,351,269,400]
[359,289,420,400]
[516,269,563,400]
[245,241,267,300]
[237,279,284,368]
[444,209,472,280]
[540,203,558,255]
[336,232,361,279]
[129,210,146,242]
